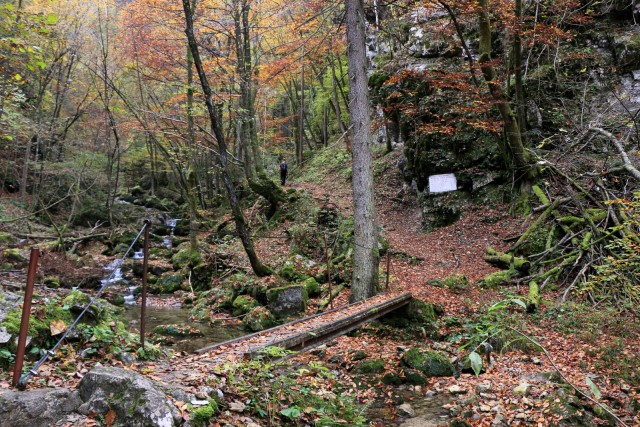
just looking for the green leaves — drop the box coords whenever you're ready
[45,13,58,25]
[586,376,601,399]
[468,351,483,376]
[280,406,302,418]
[488,298,526,312]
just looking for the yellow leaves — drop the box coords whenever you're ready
[50,319,67,336]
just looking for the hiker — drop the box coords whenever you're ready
[279,159,288,185]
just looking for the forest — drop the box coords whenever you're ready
[1,0,640,426]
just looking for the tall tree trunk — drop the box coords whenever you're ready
[186,38,199,251]
[347,0,379,302]
[514,0,527,142]
[182,0,271,277]
[477,0,530,178]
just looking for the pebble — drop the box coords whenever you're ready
[515,412,527,420]
[532,357,543,365]
[476,381,492,394]
[480,405,491,412]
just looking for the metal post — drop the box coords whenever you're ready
[324,233,333,310]
[385,250,391,291]
[13,248,40,388]
[140,220,150,348]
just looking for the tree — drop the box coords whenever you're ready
[346,0,379,302]
[182,0,271,277]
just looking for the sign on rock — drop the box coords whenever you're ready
[428,173,457,193]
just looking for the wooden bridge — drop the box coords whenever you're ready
[195,292,412,360]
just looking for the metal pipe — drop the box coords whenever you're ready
[140,220,150,348]
[13,248,40,389]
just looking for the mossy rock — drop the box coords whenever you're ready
[62,290,104,321]
[278,264,308,282]
[232,295,260,316]
[191,264,213,292]
[441,274,469,292]
[381,372,403,385]
[383,298,440,327]
[152,324,203,337]
[1,263,13,271]
[303,277,321,297]
[242,306,276,332]
[401,348,455,377]
[2,248,27,267]
[402,368,428,385]
[171,248,202,270]
[354,359,386,374]
[44,277,60,289]
[0,232,17,245]
[157,273,184,294]
[267,285,307,316]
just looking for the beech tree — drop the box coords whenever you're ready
[182,0,271,277]
[346,0,379,302]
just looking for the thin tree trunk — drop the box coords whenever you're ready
[478,0,530,177]
[182,0,271,277]
[347,0,379,302]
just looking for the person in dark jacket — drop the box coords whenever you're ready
[279,159,288,185]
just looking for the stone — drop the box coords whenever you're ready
[397,403,415,417]
[0,388,82,427]
[513,383,532,396]
[267,285,307,316]
[448,385,466,395]
[476,381,492,394]
[492,413,507,427]
[77,367,181,426]
[0,326,11,344]
[401,348,455,377]
[449,404,462,416]
[242,306,275,332]
[480,405,491,412]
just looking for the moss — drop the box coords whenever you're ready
[242,306,276,332]
[303,277,321,297]
[1,263,13,271]
[383,298,439,328]
[152,324,203,337]
[381,372,403,385]
[441,274,469,292]
[63,290,105,321]
[2,248,27,266]
[157,273,184,293]
[232,295,260,316]
[171,248,202,270]
[44,277,60,289]
[403,368,428,385]
[192,403,217,427]
[479,269,518,288]
[401,348,455,377]
[0,232,17,245]
[354,359,386,374]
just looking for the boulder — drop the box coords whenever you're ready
[0,388,82,427]
[77,367,181,427]
[267,285,307,316]
[401,348,455,377]
[242,306,276,332]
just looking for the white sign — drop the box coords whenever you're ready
[428,173,457,193]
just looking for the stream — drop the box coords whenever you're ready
[123,304,245,353]
[367,389,453,426]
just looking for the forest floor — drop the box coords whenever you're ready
[1,148,640,426]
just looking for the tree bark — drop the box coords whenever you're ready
[477,0,530,178]
[182,0,271,277]
[347,0,380,302]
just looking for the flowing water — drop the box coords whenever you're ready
[367,389,453,427]
[123,304,245,353]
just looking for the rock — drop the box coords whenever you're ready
[492,413,507,427]
[267,285,307,316]
[232,295,260,316]
[62,290,104,321]
[302,277,321,297]
[531,357,542,365]
[397,403,415,417]
[2,248,27,267]
[242,306,275,332]
[480,405,491,412]
[0,326,11,344]
[513,383,532,396]
[77,367,181,426]
[228,400,246,412]
[448,385,466,395]
[354,359,386,374]
[448,404,462,416]
[0,388,82,427]
[476,381,492,394]
[401,348,455,377]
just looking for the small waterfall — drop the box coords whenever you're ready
[132,249,144,259]
[101,259,124,286]
[163,218,178,249]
